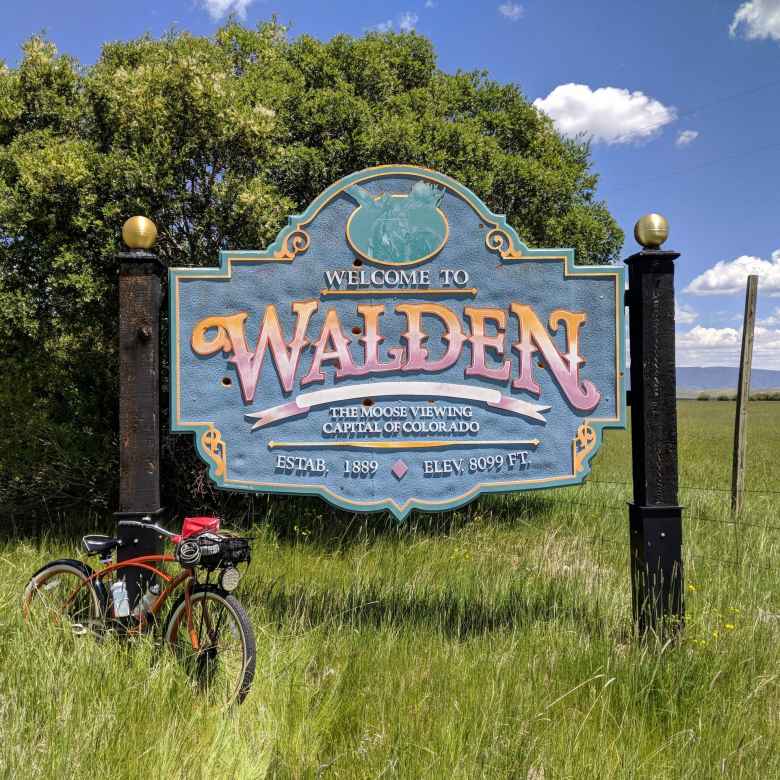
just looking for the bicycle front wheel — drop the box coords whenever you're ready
[162,585,256,706]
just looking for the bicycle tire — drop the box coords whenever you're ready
[22,559,107,634]
[162,585,256,706]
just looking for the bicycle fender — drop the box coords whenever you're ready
[27,558,110,613]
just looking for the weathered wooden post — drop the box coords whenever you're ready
[625,214,684,637]
[731,274,758,517]
[115,216,164,607]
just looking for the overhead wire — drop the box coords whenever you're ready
[608,76,780,144]
[558,77,780,190]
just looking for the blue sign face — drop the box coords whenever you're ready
[170,165,625,519]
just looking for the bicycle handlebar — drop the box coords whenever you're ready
[118,518,178,540]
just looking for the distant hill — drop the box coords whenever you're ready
[677,367,780,391]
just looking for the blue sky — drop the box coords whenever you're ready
[2,0,779,368]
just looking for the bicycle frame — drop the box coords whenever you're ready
[61,553,205,648]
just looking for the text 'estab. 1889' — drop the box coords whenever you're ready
[170,165,625,518]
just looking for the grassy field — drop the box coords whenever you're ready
[1,401,778,778]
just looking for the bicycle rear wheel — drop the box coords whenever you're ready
[22,559,105,636]
[162,585,256,706]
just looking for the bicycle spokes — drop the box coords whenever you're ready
[170,593,247,706]
[24,570,98,635]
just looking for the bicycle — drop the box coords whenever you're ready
[22,515,256,706]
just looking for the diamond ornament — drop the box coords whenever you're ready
[391,459,409,480]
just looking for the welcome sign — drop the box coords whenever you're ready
[170,166,625,518]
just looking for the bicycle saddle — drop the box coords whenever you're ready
[82,535,121,556]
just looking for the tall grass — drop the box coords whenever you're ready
[1,402,778,778]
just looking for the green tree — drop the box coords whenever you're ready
[0,23,623,523]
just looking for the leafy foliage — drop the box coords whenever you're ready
[0,23,622,521]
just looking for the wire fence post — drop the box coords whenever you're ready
[115,217,165,607]
[625,215,684,638]
[731,275,758,520]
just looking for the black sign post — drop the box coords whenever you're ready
[115,216,165,607]
[625,214,684,637]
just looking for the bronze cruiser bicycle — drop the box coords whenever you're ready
[22,515,255,706]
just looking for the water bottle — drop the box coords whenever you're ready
[135,582,161,616]
[111,578,130,618]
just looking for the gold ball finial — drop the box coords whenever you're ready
[122,216,158,250]
[634,213,669,249]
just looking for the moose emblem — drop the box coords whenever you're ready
[346,180,448,266]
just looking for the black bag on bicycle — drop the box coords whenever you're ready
[175,532,251,570]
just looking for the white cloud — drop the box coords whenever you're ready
[399,11,419,32]
[199,0,255,20]
[730,0,780,41]
[499,3,524,21]
[533,84,676,144]
[677,324,780,369]
[676,303,699,324]
[759,307,780,326]
[676,129,699,147]
[679,325,741,350]
[425,1,437,7]
[369,20,394,33]
[685,249,780,296]
[370,12,418,33]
